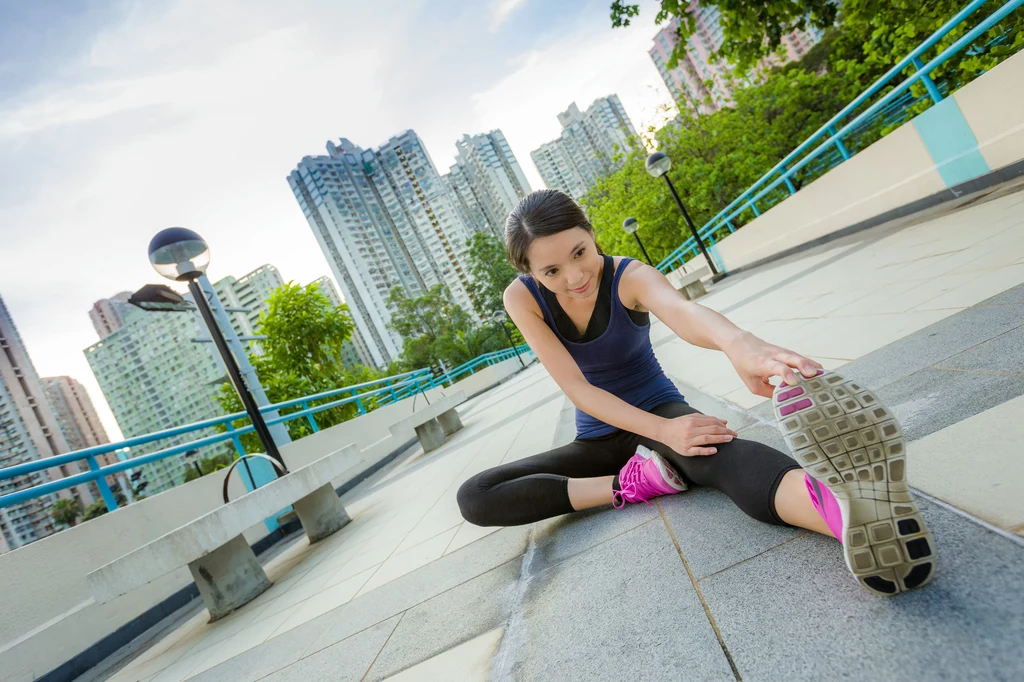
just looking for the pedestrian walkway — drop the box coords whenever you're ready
[86,179,1024,681]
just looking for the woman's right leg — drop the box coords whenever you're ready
[457,433,631,527]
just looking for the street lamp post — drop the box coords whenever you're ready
[622,217,653,266]
[184,449,203,478]
[645,151,727,282]
[147,227,289,476]
[491,310,525,369]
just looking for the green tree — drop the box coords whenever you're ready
[182,452,234,482]
[82,500,109,521]
[216,282,386,452]
[583,66,856,257]
[51,498,83,528]
[465,232,520,317]
[386,284,486,372]
[613,1,1023,85]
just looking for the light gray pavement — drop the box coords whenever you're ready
[90,180,1024,681]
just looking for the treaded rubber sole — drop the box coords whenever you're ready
[773,370,937,596]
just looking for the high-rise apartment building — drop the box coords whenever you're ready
[650,7,822,114]
[288,130,482,369]
[530,95,638,200]
[444,131,531,238]
[85,300,231,495]
[213,264,285,343]
[1,296,96,553]
[41,376,119,501]
[311,276,374,370]
[88,292,133,338]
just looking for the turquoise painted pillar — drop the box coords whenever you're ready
[912,97,989,188]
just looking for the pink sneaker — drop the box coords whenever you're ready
[774,369,936,596]
[612,444,687,509]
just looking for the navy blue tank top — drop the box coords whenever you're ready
[519,256,685,439]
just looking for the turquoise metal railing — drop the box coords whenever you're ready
[655,0,1023,275]
[0,346,533,513]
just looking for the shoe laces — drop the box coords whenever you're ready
[612,455,656,509]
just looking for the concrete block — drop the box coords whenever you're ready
[659,488,805,580]
[980,281,1024,305]
[189,621,322,682]
[436,407,463,436]
[698,497,1024,681]
[293,483,352,544]
[511,519,734,681]
[415,419,445,453]
[88,445,364,603]
[388,391,467,439]
[259,615,401,682]
[935,324,1024,374]
[682,278,708,300]
[187,534,272,622]
[363,560,519,680]
[877,367,1024,442]
[836,301,1024,391]
[305,526,530,656]
[531,503,660,570]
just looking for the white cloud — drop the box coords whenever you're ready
[490,0,528,32]
[0,0,676,442]
[471,7,676,190]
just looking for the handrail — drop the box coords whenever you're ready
[0,349,534,512]
[655,0,1022,274]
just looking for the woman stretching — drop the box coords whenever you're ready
[457,189,936,596]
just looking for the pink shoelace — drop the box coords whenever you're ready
[612,456,655,509]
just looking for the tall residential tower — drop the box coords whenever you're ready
[444,131,531,238]
[1,296,96,553]
[531,95,638,200]
[289,131,481,368]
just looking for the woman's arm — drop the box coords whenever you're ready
[504,281,671,441]
[624,262,822,397]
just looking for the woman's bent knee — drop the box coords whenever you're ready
[456,475,493,526]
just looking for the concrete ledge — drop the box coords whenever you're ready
[387,391,467,439]
[34,439,416,682]
[722,157,1024,280]
[87,445,363,604]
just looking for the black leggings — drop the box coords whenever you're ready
[457,401,801,527]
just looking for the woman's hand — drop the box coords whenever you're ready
[657,414,739,457]
[723,331,823,398]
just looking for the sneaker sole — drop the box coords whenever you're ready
[773,370,936,596]
[636,444,687,492]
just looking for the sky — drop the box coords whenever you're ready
[0,0,677,441]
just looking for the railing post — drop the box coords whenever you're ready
[86,455,119,511]
[781,167,796,195]
[827,124,851,160]
[351,390,366,415]
[301,401,319,432]
[726,219,736,233]
[225,421,246,457]
[911,56,943,104]
[389,387,397,402]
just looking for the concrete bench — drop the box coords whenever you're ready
[86,445,363,621]
[672,266,711,300]
[388,391,467,453]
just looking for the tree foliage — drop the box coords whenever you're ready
[51,497,83,528]
[182,452,234,482]
[583,66,857,262]
[385,283,513,374]
[613,1,1023,81]
[216,282,385,453]
[465,232,520,317]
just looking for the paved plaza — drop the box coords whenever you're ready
[88,179,1024,681]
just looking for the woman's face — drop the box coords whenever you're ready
[526,227,602,301]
